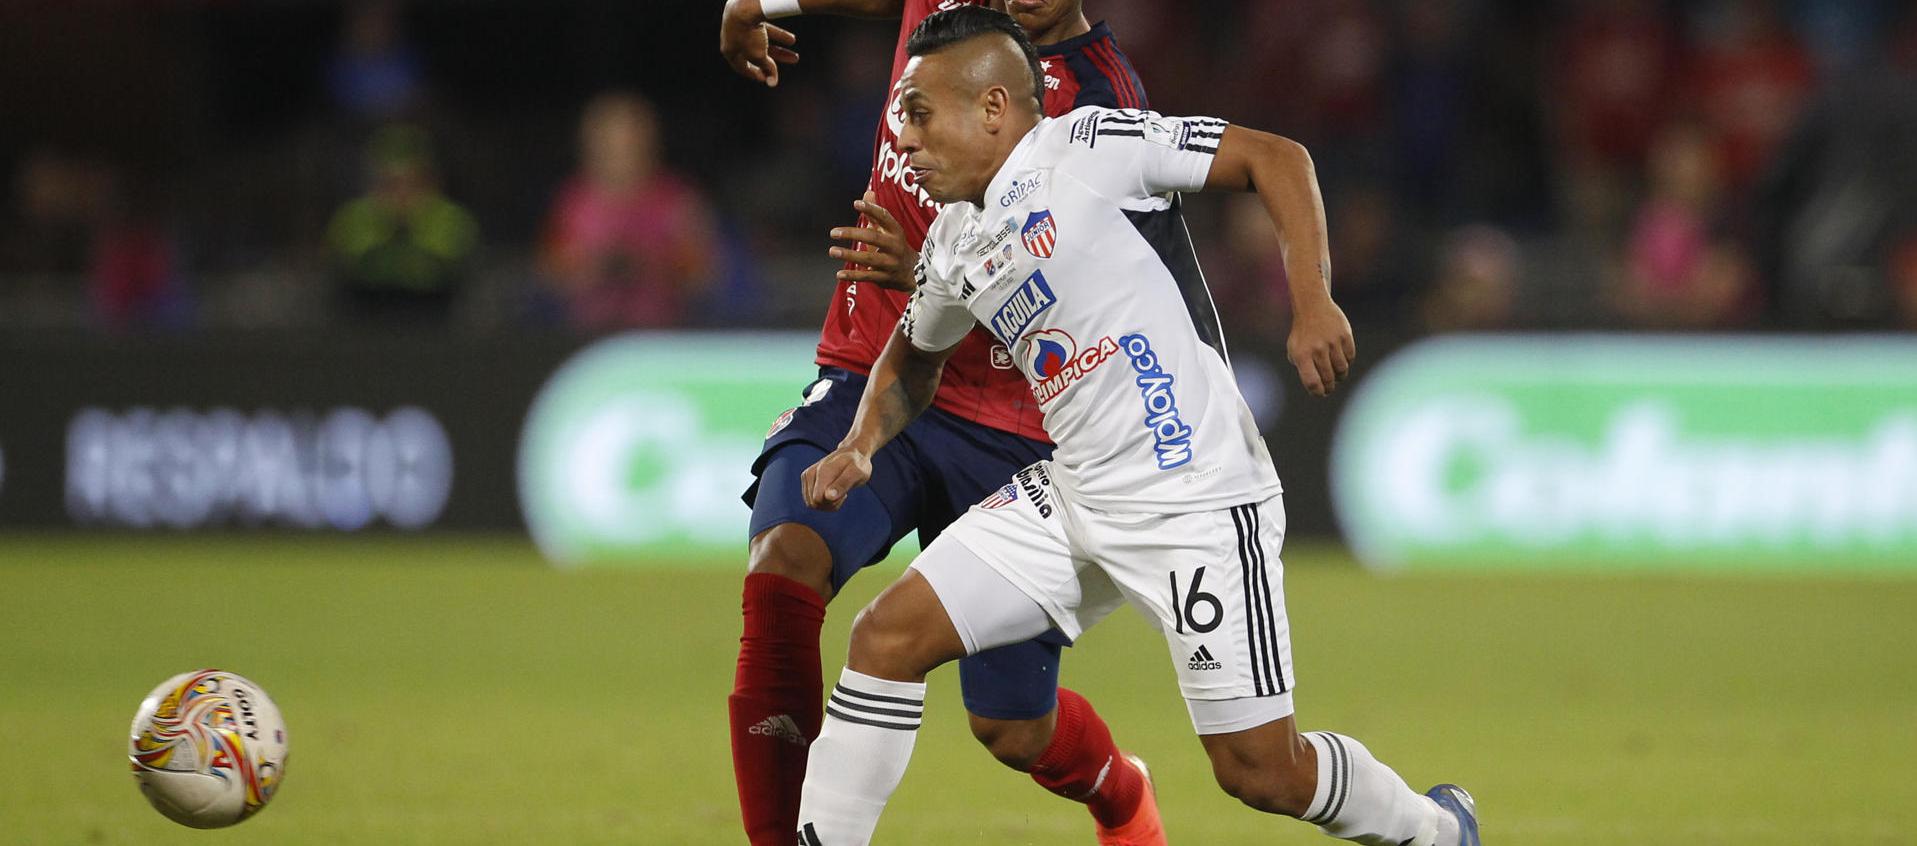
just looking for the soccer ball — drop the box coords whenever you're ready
[128,669,289,828]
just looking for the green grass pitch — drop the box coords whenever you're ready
[3,535,1913,844]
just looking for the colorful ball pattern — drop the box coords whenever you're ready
[128,669,289,829]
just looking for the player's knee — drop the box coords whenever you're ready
[967,713,1052,772]
[1209,740,1316,817]
[747,524,835,601]
[845,599,940,679]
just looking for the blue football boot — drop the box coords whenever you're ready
[1425,784,1480,845]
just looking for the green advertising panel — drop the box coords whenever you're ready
[1332,335,1917,573]
[518,332,826,567]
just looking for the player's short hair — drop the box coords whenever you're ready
[906,6,1045,111]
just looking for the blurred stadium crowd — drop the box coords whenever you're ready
[3,0,1915,344]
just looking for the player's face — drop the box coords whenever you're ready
[1004,0,1082,35]
[895,56,1002,205]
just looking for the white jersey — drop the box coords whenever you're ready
[904,106,1282,513]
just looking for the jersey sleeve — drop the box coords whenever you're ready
[1061,108,1228,200]
[900,237,973,353]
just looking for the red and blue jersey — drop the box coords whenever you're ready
[813,2,1148,442]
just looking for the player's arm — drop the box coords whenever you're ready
[804,252,969,510]
[1201,126,1354,397]
[804,327,959,510]
[720,0,906,87]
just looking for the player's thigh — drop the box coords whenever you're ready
[919,462,1125,646]
[1088,495,1296,733]
[744,376,927,593]
[909,406,1053,542]
[957,637,1063,722]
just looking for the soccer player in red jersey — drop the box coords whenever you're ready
[719,2,1162,844]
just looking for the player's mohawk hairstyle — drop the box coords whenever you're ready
[906,5,1045,110]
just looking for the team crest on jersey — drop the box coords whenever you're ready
[1021,210,1058,258]
[980,483,1018,510]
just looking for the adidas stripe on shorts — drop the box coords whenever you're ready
[914,461,1295,732]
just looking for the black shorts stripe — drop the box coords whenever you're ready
[825,704,919,731]
[1247,503,1286,693]
[832,684,924,708]
[1238,505,1278,696]
[827,694,923,721]
[1231,505,1265,697]
[800,823,824,846]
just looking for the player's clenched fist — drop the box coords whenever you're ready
[829,192,919,292]
[720,0,801,87]
[1286,294,1356,397]
[802,447,875,511]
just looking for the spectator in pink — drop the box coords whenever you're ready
[1614,123,1756,328]
[540,91,717,329]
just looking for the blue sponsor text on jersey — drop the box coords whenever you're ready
[1119,333,1194,469]
[988,271,1058,346]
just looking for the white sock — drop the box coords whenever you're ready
[1302,731,1455,846]
[795,668,927,846]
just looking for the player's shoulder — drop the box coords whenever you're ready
[924,200,978,249]
[1038,105,1163,161]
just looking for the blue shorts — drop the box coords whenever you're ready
[744,367,1064,720]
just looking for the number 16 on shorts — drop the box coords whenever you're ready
[1171,567,1226,671]
[1160,501,1294,700]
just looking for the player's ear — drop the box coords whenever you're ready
[981,85,1009,132]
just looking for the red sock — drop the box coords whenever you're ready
[1028,687,1146,828]
[728,573,827,846]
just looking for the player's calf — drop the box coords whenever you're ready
[1201,716,1319,817]
[1202,718,1463,846]
[968,710,1055,771]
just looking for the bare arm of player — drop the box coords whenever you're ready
[1202,126,1355,397]
[719,0,906,87]
[828,191,919,292]
[803,326,957,510]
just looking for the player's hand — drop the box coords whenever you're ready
[720,0,800,87]
[1287,295,1356,397]
[829,192,919,292]
[802,446,875,511]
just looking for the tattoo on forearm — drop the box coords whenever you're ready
[874,358,939,439]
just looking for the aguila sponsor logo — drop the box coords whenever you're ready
[988,270,1057,347]
[1023,329,1119,405]
[1120,334,1195,469]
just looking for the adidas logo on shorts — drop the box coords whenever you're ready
[750,714,808,746]
[1188,645,1223,672]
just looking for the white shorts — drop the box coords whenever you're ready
[911,461,1295,734]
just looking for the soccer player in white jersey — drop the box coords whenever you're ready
[790,7,1482,846]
